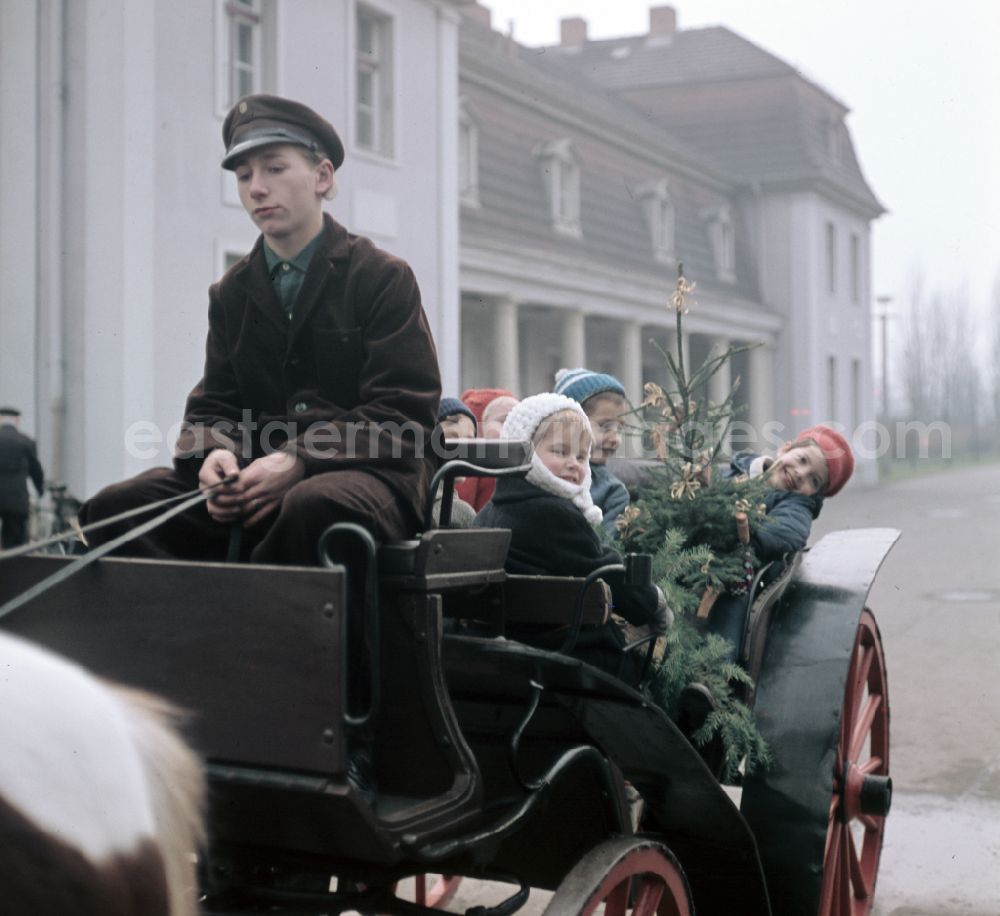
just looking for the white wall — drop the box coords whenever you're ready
[757,189,878,484]
[0,1,40,437]
[0,0,459,500]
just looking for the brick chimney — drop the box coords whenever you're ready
[649,5,677,39]
[459,2,492,29]
[560,16,588,47]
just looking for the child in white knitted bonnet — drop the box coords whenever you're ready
[474,393,670,681]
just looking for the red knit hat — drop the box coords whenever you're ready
[798,425,854,497]
[460,387,516,423]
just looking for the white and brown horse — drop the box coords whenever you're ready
[0,630,204,916]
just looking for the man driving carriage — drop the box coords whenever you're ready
[80,95,441,565]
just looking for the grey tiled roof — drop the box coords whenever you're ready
[542,25,799,90]
[539,26,884,215]
[459,20,762,301]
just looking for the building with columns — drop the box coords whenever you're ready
[457,5,883,475]
[1,0,883,501]
[0,0,463,499]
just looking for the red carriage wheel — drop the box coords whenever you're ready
[413,874,461,909]
[818,608,891,916]
[543,837,692,916]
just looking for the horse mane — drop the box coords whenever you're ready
[110,685,206,916]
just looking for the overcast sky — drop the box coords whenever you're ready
[483,1,1000,338]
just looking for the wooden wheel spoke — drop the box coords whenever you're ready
[857,755,883,776]
[817,611,889,916]
[839,822,855,915]
[825,817,842,866]
[603,880,631,915]
[859,813,881,832]
[846,825,871,900]
[849,693,882,761]
[632,879,666,916]
[544,840,692,916]
[850,644,871,701]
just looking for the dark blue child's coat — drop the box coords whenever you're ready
[728,451,823,562]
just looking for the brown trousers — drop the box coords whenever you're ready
[79,467,417,565]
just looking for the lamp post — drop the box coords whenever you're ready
[876,295,893,420]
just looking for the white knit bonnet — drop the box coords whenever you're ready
[501,393,603,525]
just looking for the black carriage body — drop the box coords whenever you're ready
[0,519,899,916]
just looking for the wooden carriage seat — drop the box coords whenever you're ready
[441,575,612,633]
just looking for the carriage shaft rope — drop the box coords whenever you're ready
[0,477,237,563]
[0,477,237,622]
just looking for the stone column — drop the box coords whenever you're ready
[709,335,733,454]
[708,336,732,406]
[493,297,521,395]
[561,308,586,369]
[660,327,689,385]
[749,342,775,442]
[619,321,643,456]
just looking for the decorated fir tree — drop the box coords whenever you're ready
[617,264,773,779]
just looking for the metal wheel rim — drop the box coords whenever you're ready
[818,608,889,915]
[544,838,692,916]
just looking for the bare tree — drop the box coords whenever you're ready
[991,273,1000,428]
[901,276,929,419]
[900,276,984,456]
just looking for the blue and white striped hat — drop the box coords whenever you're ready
[554,367,627,405]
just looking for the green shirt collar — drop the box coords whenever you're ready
[263,230,323,275]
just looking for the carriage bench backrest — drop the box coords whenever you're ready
[443,574,612,632]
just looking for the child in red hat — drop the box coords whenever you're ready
[455,388,518,511]
[707,424,855,656]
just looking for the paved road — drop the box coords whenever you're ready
[446,462,1000,915]
[812,462,1000,915]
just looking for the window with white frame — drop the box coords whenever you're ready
[825,221,837,294]
[534,138,581,237]
[356,5,395,157]
[458,98,479,207]
[216,0,274,115]
[704,205,736,282]
[637,178,675,264]
[226,0,262,106]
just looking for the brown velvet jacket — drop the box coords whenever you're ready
[175,213,441,528]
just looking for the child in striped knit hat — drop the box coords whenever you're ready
[554,367,631,537]
[474,393,670,682]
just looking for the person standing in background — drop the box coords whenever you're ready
[0,407,45,549]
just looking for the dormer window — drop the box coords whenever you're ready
[458,96,479,208]
[704,205,736,282]
[637,178,675,264]
[534,138,581,237]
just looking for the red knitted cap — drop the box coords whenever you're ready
[798,425,854,497]
[460,388,516,423]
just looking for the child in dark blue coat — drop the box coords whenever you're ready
[707,424,855,656]
[474,393,670,682]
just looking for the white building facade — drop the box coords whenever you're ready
[0,0,462,499]
[457,5,883,480]
[1,1,883,501]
